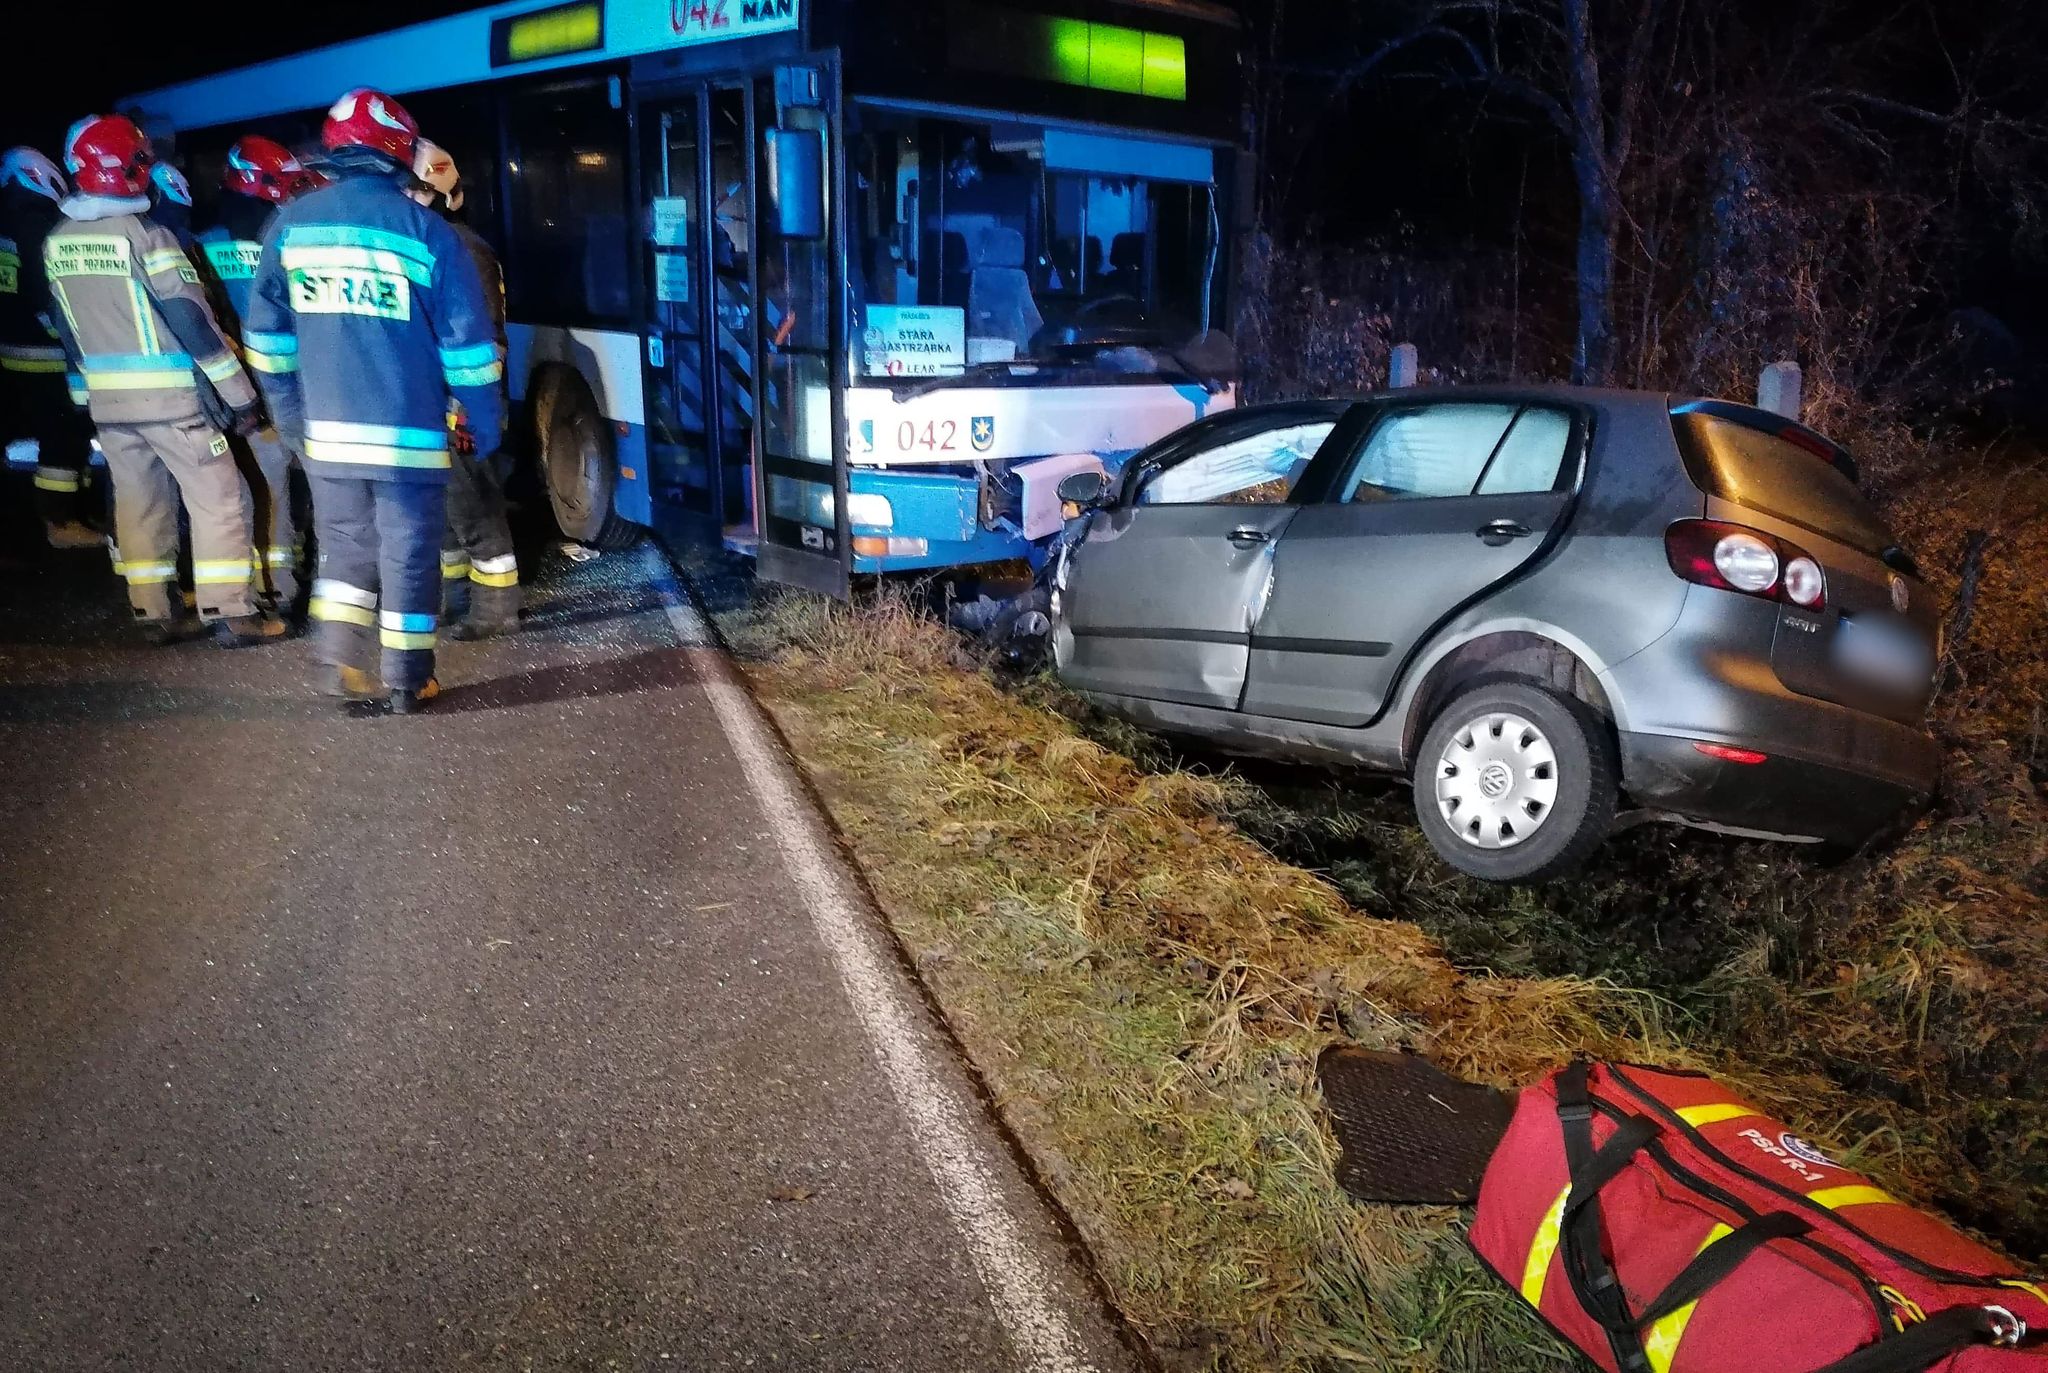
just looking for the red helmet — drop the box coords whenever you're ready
[224,135,316,203]
[321,88,418,164]
[64,114,154,198]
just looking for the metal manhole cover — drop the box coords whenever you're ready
[1316,1047,1516,1205]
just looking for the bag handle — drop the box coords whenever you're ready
[1814,1303,2023,1373]
[1556,1060,1655,1373]
[1634,1211,1814,1327]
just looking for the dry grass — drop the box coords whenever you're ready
[685,556,2005,1371]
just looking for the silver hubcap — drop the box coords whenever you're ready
[1435,711,1560,850]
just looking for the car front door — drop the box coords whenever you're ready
[1055,407,1347,710]
[1239,401,1585,727]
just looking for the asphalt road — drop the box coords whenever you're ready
[0,500,1131,1372]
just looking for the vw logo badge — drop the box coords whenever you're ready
[1889,575,1910,613]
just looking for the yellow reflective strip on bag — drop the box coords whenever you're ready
[1520,1184,1572,1307]
[1676,1103,1759,1127]
[310,598,375,627]
[1807,1185,1895,1210]
[191,559,252,584]
[1642,1222,1734,1373]
[379,628,437,650]
[33,470,82,492]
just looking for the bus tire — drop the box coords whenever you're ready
[529,362,640,551]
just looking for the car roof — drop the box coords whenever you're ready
[1235,385,1674,414]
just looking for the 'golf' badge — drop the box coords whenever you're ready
[971,416,996,452]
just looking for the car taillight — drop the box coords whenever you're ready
[1665,519,1828,609]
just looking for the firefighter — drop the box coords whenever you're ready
[0,146,98,549]
[197,137,323,613]
[245,90,503,713]
[410,139,518,639]
[44,115,281,647]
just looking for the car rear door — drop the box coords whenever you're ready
[1238,401,1584,727]
[1055,406,1347,710]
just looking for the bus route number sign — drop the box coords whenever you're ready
[666,0,799,43]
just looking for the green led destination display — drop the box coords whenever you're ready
[950,4,1190,102]
[492,1,605,66]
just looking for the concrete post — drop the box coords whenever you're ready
[1389,342,1419,389]
[1758,360,1802,419]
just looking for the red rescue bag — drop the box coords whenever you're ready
[1471,1061,2048,1373]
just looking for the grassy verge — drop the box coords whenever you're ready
[681,536,2034,1369]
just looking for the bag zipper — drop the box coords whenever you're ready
[1585,1095,1895,1337]
[1606,1066,2036,1291]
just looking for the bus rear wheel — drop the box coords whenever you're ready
[528,363,640,552]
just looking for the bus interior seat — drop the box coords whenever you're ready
[968,226,1042,357]
[1106,232,1146,298]
[940,230,972,307]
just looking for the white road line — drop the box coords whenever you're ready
[645,548,1101,1373]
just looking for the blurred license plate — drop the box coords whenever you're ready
[1835,614,1932,690]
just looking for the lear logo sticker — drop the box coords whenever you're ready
[209,434,230,457]
[971,415,996,452]
[288,267,410,321]
[1780,1133,1836,1168]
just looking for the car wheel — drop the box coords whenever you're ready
[1412,680,1619,883]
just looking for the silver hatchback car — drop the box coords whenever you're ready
[1049,388,1941,882]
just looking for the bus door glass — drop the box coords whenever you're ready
[709,84,758,540]
[750,64,848,598]
[642,92,716,528]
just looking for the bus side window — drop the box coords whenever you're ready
[502,81,631,326]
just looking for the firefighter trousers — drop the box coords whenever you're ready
[99,419,256,623]
[308,474,448,692]
[440,447,520,630]
[234,428,304,607]
[2,368,94,526]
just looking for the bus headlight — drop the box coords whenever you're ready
[846,492,894,530]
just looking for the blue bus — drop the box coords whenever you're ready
[124,0,1244,597]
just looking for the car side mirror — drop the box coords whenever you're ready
[1056,470,1110,507]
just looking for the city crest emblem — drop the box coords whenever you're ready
[971,416,996,452]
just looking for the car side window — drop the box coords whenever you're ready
[1338,404,1569,503]
[1137,421,1335,506]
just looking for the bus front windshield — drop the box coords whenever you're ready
[849,109,1234,389]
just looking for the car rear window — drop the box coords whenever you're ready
[1671,412,1896,558]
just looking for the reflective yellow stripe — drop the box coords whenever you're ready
[245,349,298,375]
[142,248,190,277]
[1520,1185,1571,1307]
[442,561,470,580]
[1808,1185,1896,1210]
[1677,1103,1758,1127]
[302,438,450,470]
[33,470,82,492]
[260,547,299,567]
[1644,1222,1733,1373]
[469,565,518,588]
[128,281,160,353]
[310,599,375,627]
[200,352,243,384]
[0,356,67,373]
[120,561,178,583]
[84,370,196,390]
[379,628,437,650]
[191,559,252,584]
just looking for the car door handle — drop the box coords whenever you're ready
[1227,526,1272,547]
[1476,519,1532,546]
